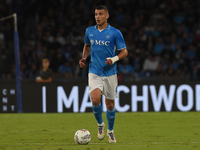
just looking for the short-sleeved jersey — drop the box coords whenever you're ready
[84,24,126,76]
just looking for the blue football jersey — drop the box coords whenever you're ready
[84,24,126,76]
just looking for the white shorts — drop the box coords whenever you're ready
[88,73,118,100]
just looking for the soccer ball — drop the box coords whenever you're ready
[74,129,91,145]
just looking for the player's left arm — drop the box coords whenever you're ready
[105,48,128,65]
[117,48,128,60]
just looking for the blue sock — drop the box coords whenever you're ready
[92,103,103,124]
[107,107,116,130]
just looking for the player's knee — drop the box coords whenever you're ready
[92,98,100,106]
[106,100,114,110]
[106,104,114,110]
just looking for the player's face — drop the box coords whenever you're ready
[95,9,109,26]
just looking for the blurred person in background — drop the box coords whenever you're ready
[58,60,72,78]
[36,58,53,83]
[1,0,200,81]
[142,53,159,76]
[118,57,134,81]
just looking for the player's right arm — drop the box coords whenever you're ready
[79,43,91,68]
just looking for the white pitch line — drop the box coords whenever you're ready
[153,141,200,144]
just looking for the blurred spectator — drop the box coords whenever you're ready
[80,65,88,78]
[58,61,72,78]
[118,58,134,81]
[172,58,179,71]
[21,63,30,78]
[50,52,66,74]
[36,41,44,60]
[63,39,73,60]
[154,37,165,55]
[173,12,185,25]
[1,0,200,81]
[36,58,53,83]
[185,45,197,61]
[165,63,176,77]
[192,63,199,80]
[29,63,38,79]
[72,60,80,78]
[156,63,165,76]
[142,53,159,76]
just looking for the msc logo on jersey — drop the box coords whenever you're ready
[90,39,110,46]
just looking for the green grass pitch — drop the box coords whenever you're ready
[0,112,200,150]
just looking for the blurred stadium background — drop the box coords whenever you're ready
[1,0,200,113]
[1,0,200,82]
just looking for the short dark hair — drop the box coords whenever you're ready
[95,5,109,13]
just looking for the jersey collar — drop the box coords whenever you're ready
[94,23,110,30]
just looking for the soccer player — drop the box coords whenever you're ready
[79,5,128,143]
